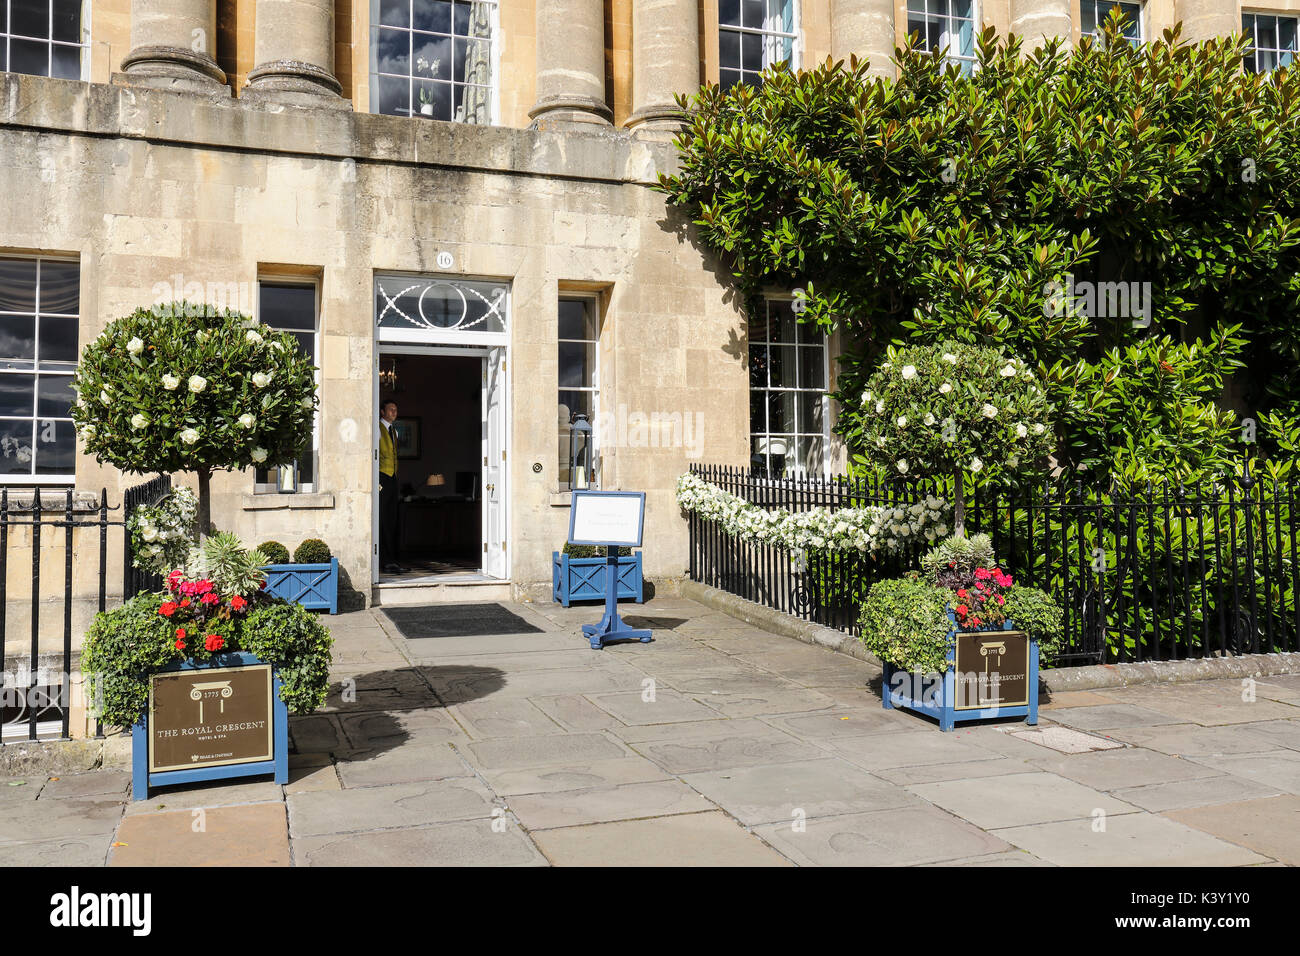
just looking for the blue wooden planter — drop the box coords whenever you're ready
[552,551,643,607]
[881,615,1039,732]
[132,651,288,801]
[263,557,338,614]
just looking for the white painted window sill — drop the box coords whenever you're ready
[241,493,336,511]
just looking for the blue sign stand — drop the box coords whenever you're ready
[569,490,652,650]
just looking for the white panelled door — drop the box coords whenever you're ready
[482,347,508,578]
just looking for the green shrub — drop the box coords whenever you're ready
[240,603,334,716]
[859,576,954,673]
[1002,585,1065,662]
[259,540,291,564]
[293,538,332,563]
[562,543,633,559]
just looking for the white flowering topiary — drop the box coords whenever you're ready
[126,487,198,576]
[676,473,949,556]
[851,341,1055,535]
[72,303,318,538]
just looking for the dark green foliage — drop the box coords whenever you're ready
[259,540,291,564]
[562,543,633,558]
[239,603,334,716]
[81,593,176,728]
[660,20,1300,483]
[1002,585,1065,660]
[293,538,332,564]
[859,575,954,673]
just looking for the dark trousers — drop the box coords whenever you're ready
[379,472,399,566]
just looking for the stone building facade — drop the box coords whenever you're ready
[0,0,1283,657]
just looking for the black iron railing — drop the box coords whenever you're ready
[0,475,170,742]
[687,464,1300,667]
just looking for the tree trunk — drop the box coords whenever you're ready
[196,467,211,543]
[953,468,965,539]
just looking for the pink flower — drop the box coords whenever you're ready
[995,594,1005,605]
[200,591,220,606]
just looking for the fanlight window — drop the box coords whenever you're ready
[374,275,508,340]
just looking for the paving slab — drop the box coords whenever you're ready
[424,664,647,703]
[1105,723,1281,757]
[628,725,814,774]
[531,810,790,866]
[334,742,471,787]
[759,708,915,740]
[463,732,631,771]
[479,756,673,796]
[1039,690,1120,709]
[284,763,342,794]
[995,812,1270,866]
[1044,703,1187,730]
[292,818,548,866]
[1112,774,1285,812]
[1027,748,1222,791]
[111,803,290,866]
[401,632,580,658]
[1101,683,1299,726]
[0,835,112,867]
[508,780,713,830]
[0,776,43,804]
[827,730,1003,771]
[681,757,920,826]
[1009,726,1125,754]
[686,686,842,719]
[1254,679,1300,703]
[1239,719,1300,752]
[610,716,770,744]
[290,714,350,753]
[587,689,723,725]
[124,779,284,816]
[1185,750,1300,794]
[918,850,1054,866]
[1164,795,1300,866]
[754,805,1012,866]
[40,771,131,799]
[907,771,1141,829]
[338,707,467,749]
[872,757,1036,786]
[449,698,565,738]
[288,779,500,836]
[528,694,624,732]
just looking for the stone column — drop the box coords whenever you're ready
[830,0,896,78]
[246,0,347,106]
[1010,0,1072,51]
[1175,0,1239,45]
[626,0,699,134]
[119,0,227,93]
[529,0,611,127]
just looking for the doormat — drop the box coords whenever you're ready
[381,603,544,639]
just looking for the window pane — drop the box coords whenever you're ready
[0,316,36,365]
[11,0,49,38]
[800,436,825,473]
[51,42,79,79]
[796,393,823,433]
[37,315,77,365]
[742,32,763,72]
[416,80,451,119]
[558,390,592,423]
[259,284,315,330]
[749,344,767,388]
[741,0,764,29]
[1082,3,1097,35]
[414,0,454,34]
[378,74,410,116]
[414,35,453,80]
[558,341,594,388]
[38,260,78,314]
[769,344,794,385]
[0,259,38,312]
[769,391,794,432]
[34,418,75,473]
[0,373,35,416]
[719,68,741,91]
[719,0,740,28]
[798,346,825,389]
[11,38,49,76]
[53,1,81,43]
[0,420,34,475]
[750,390,766,434]
[1281,19,1297,51]
[376,28,410,75]
[558,299,596,340]
[720,30,740,71]
[379,0,411,28]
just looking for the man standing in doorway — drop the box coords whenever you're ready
[378,398,406,574]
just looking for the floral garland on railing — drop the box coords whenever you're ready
[675,473,950,555]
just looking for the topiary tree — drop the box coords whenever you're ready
[850,341,1054,536]
[293,538,332,564]
[71,302,318,539]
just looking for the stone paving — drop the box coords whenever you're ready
[3,595,1300,866]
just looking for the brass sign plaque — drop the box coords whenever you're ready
[954,630,1029,710]
[148,664,274,773]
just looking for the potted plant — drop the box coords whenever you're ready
[552,542,643,607]
[83,531,333,799]
[861,533,1063,730]
[261,538,339,615]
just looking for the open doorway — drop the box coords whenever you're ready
[378,352,483,580]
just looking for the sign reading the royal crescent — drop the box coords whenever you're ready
[954,630,1030,710]
[148,664,274,773]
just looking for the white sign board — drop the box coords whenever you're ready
[569,491,645,548]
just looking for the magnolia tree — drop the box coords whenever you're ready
[852,342,1054,536]
[71,303,318,538]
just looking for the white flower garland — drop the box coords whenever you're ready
[127,487,198,576]
[675,473,949,555]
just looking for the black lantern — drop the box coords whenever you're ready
[569,413,592,490]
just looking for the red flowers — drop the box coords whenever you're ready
[180,598,191,608]
[951,565,1014,628]
[204,634,226,652]
[230,595,247,611]
[158,601,178,618]
[166,569,183,591]
[177,578,215,598]
[175,627,186,640]
[200,591,220,606]
[956,588,968,599]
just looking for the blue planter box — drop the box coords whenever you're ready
[881,615,1039,732]
[263,557,338,614]
[552,551,643,607]
[132,651,288,801]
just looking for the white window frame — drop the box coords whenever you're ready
[719,0,801,89]
[1242,11,1298,73]
[557,294,600,492]
[1080,0,1145,46]
[369,0,500,125]
[749,296,831,479]
[0,0,92,81]
[254,277,320,495]
[906,0,979,74]
[0,253,78,486]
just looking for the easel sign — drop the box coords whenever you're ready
[569,490,651,649]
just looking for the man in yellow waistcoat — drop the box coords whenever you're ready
[378,398,405,574]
